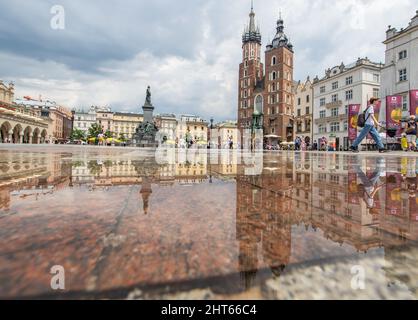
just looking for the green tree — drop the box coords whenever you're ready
[70,128,86,141]
[88,123,103,139]
[119,133,127,142]
[104,130,113,139]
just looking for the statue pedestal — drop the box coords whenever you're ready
[137,140,158,148]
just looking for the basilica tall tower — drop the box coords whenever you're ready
[238,3,264,133]
[237,5,295,147]
[264,14,294,142]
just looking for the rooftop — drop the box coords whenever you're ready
[384,10,418,43]
[313,58,384,84]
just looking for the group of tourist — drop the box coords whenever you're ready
[400,115,418,152]
[350,97,417,153]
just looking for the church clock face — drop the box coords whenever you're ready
[255,95,263,114]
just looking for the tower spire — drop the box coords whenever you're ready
[249,0,256,32]
[242,0,261,44]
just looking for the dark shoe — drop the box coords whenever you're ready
[379,149,389,153]
[350,146,359,153]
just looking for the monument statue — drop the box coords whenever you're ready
[145,86,152,105]
[133,85,159,147]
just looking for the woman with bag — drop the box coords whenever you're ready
[350,97,388,153]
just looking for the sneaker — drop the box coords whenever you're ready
[350,146,359,153]
[379,149,389,153]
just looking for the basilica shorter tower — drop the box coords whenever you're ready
[238,4,295,145]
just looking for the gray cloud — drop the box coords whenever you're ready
[0,0,417,121]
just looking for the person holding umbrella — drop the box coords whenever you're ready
[350,97,388,153]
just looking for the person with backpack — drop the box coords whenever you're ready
[406,115,417,151]
[350,97,388,153]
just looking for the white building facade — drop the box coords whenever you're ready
[313,58,383,150]
[73,106,97,135]
[381,11,418,118]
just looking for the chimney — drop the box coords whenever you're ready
[411,10,418,27]
[386,25,397,40]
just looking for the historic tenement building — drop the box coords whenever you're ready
[1,82,49,144]
[238,5,295,146]
[381,11,418,117]
[293,77,313,144]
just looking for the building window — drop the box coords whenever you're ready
[272,56,277,65]
[319,124,327,133]
[320,110,326,118]
[399,69,407,82]
[297,109,301,117]
[331,107,339,117]
[332,82,339,90]
[320,98,326,106]
[272,72,277,80]
[298,98,301,105]
[244,70,248,77]
[343,121,348,131]
[402,95,408,111]
[373,88,380,98]
[399,50,407,60]
[306,107,310,114]
[331,94,338,103]
[306,95,310,103]
[320,86,326,94]
[346,90,353,101]
[330,122,340,132]
[346,76,353,85]
[345,105,349,115]
[373,74,380,83]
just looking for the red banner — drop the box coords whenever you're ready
[411,195,418,222]
[348,104,361,141]
[385,173,403,217]
[348,172,360,205]
[386,95,403,137]
[410,90,418,117]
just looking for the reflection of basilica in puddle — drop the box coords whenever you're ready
[0,149,417,299]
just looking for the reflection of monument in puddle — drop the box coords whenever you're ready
[140,177,152,215]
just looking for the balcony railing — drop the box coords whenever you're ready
[325,100,343,109]
[315,114,348,124]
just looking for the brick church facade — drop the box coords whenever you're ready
[238,5,295,146]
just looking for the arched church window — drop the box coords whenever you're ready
[255,95,263,114]
[272,56,277,66]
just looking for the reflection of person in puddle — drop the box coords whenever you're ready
[355,159,385,209]
[403,158,417,201]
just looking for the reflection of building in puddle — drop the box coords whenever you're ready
[0,153,72,210]
[235,153,418,292]
[236,156,294,288]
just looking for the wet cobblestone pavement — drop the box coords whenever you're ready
[0,145,417,299]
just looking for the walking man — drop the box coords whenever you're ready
[350,98,388,153]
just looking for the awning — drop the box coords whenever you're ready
[264,135,280,139]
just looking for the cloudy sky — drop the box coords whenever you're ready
[0,0,416,120]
